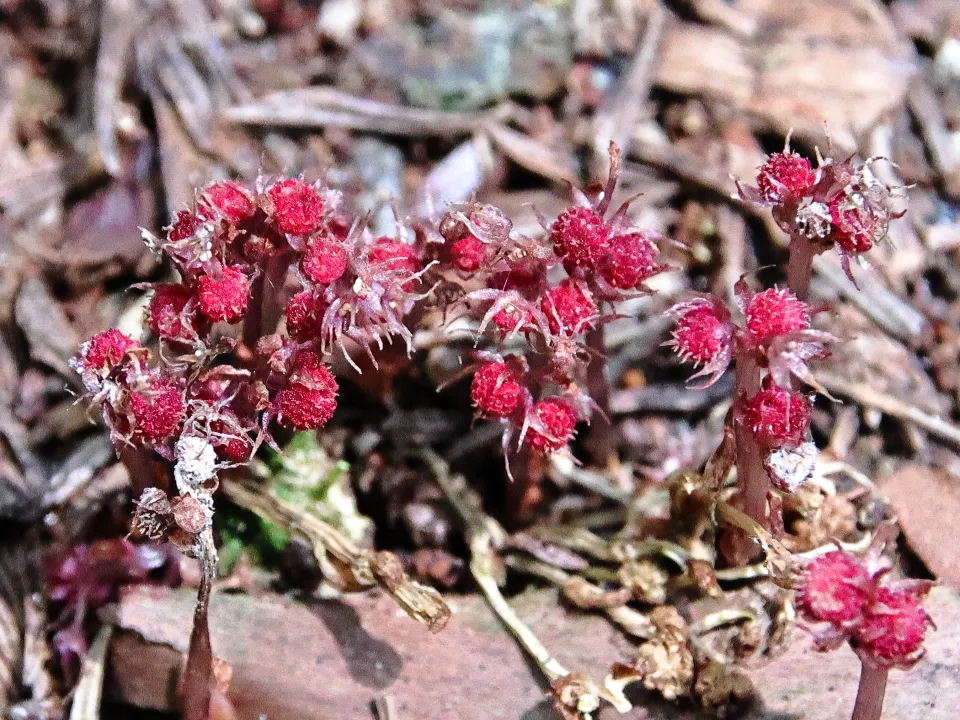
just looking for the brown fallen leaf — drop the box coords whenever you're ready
[879,464,960,588]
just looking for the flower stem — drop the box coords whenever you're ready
[851,664,888,720]
[786,233,816,301]
[729,352,766,563]
[584,325,613,462]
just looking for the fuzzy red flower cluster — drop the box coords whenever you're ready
[738,142,905,281]
[796,549,933,670]
[667,282,828,491]
[73,175,435,496]
[438,144,664,458]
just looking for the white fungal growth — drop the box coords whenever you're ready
[174,434,219,493]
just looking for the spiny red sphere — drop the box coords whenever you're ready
[273,351,338,430]
[854,587,931,668]
[796,550,872,628]
[598,232,658,289]
[285,290,327,342]
[201,181,255,224]
[489,264,543,293]
[78,330,137,373]
[167,210,201,243]
[268,178,325,236]
[670,304,729,366]
[470,362,526,419]
[745,288,809,345]
[550,206,609,270]
[196,266,250,323]
[829,197,876,254]
[148,284,204,342]
[525,399,578,453]
[541,280,597,335]
[368,238,419,274]
[756,152,816,204]
[129,375,185,443]
[301,239,348,285]
[741,384,811,448]
[211,417,253,463]
[450,235,489,274]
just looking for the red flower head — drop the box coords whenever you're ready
[147,284,207,343]
[541,280,597,336]
[550,206,610,271]
[450,235,490,275]
[273,351,338,430]
[167,210,202,243]
[197,266,250,324]
[796,550,873,630]
[745,287,810,345]
[829,196,878,255]
[129,374,185,443]
[284,290,328,343]
[524,399,578,453]
[268,178,325,236]
[200,181,256,224]
[74,330,137,376]
[667,297,733,387]
[756,152,816,205]
[598,232,659,289]
[741,381,811,449]
[301,239,348,285]
[853,586,933,670]
[368,238,419,275]
[471,361,527,419]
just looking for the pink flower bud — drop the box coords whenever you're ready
[301,239,348,284]
[129,375,185,443]
[273,351,338,430]
[268,178,325,236]
[745,288,809,345]
[550,206,610,270]
[471,361,526,419]
[829,197,876,254]
[853,587,933,669]
[741,382,811,448]
[541,280,597,336]
[147,284,207,342]
[756,152,816,204]
[201,181,256,224]
[75,330,137,375]
[197,266,250,324]
[284,290,327,342]
[598,232,658,289]
[450,235,489,275]
[796,550,872,628]
[669,302,731,367]
[368,238,419,275]
[167,210,202,243]
[524,399,578,453]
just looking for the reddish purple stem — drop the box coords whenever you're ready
[851,664,888,720]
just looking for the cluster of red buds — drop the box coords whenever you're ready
[437,144,665,461]
[736,138,905,288]
[72,176,433,526]
[796,546,933,671]
[668,280,831,492]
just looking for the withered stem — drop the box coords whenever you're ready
[851,664,888,720]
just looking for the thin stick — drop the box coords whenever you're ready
[851,664,888,720]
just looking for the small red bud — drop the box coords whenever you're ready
[470,361,526,419]
[829,197,876,255]
[745,288,809,345]
[129,375,185,443]
[796,550,872,628]
[273,351,338,430]
[167,210,202,243]
[284,290,327,342]
[741,383,811,448]
[147,284,207,342]
[76,329,137,374]
[541,280,597,336]
[670,303,729,366]
[201,181,256,224]
[756,152,816,204]
[598,232,658,289]
[268,178,325,236]
[524,399,577,453]
[197,266,250,324]
[450,235,489,274]
[368,238,419,275]
[550,207,609,270]
[301,239,348,284]
[853,587,932,669]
